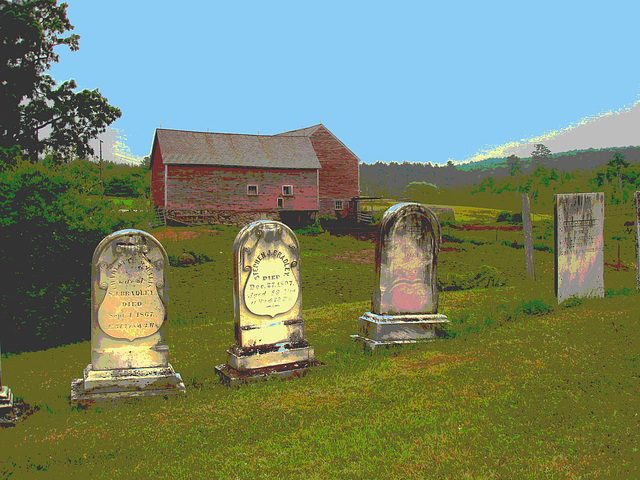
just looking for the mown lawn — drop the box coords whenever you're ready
[1,204,638,479]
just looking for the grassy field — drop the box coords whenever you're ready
[1,204,638,479]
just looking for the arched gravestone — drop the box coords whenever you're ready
[353,203,449,350]
[215,220,322,386]
[554,193,604,304]
[71,229,185,404]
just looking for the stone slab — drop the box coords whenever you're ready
[215,360,325,387]
[70,364,185,404]
[554,193,604,303]
[227,344,315,371]
[356,311,449,344]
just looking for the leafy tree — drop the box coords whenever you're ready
[0,0,121,164]
[606,152,630,201]
[531,144,552,161]
[506,154,521,177]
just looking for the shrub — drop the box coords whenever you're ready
[0,159,146,353]
[496,212,523,223]
[438,265,507,291]
[514,299,553,317]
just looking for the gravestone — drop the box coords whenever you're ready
[71,229,185,404]
[554,193,604,303]
[522,193,536,281]
[215,220,322,386]
[635,191,640,290]
[0,343,14,413]
[353,203,449,350]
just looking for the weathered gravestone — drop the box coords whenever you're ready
[215,220,322,386]
[554,193,604,304]
[635,191,640,290]
[353,203,449,350]
[0,343,14,413]
[71,229,185,404]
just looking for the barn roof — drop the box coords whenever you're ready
[276,125,322,137]
[154,129,322,169]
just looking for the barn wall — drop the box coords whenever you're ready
[165,165,318,212]
[310,126,360,216]
[150,141,165,207]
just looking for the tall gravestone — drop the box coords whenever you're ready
[0,343,14,413]
[71,229,185,404]
[554,193,604,304]
[215,220,322,386]
[635,191,640,290]
[353,203,449,350]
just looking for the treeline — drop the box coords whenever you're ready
[1,158,152,353]
[360,146,640,212]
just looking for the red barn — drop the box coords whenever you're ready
[149,124,360,225]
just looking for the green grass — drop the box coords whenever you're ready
[1,205,639,479]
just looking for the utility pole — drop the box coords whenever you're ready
[99,140,104,197]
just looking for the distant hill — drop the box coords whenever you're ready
[458,146,640,173]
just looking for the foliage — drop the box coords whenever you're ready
[0,0,121,162]
[530,143,552,160]
[0,159,149,352]
[438,264,507,291]
[496,211,522,223]
[506,154,521,177]
[403,181,439,203]
[513,298,554,317]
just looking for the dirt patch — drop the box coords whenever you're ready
[152,228,217,242]
[332,250,374,264]
[605,262,629,271]
[457,223,522,232]
[441,247,463,252]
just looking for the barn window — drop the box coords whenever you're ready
[282,185,293,196]
[247,184,258,195]
[277,198,284,208]
[335,200,343,210]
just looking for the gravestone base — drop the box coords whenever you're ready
[0,386,14,411]
[215,359,324,387]
[352,312,449,351]
[216,341,323,386]
[70,364,186,405]
[227,342,315,370]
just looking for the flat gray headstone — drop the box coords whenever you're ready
[554,193,604,303]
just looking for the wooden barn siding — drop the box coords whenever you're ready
[310,126,360,216]
[166,165,318,212]
[150,142,165,207]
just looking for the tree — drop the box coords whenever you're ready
[0,0,121,164]
[506,154,521,177]
[531,144,552,161]
[606,151,630,201]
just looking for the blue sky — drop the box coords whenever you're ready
[49,1,640,165]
